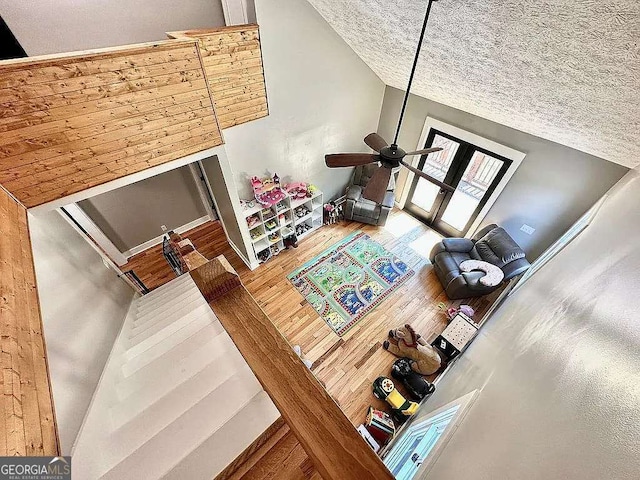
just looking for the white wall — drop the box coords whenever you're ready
[201,156,251,262]
[29,210,134,454]
[222,0,386,202]
[378,86,629,259]
[411,170,640,480]
[78,167,209,253]
[0,0,225,55]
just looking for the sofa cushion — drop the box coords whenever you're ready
[433,251,472,284]
[346,185,363,200]
[475,227,525,267]
[442,238,474,253]
[461,271,499,293]
[353,197,381,218]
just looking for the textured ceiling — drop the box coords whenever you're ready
[307,0,640,167]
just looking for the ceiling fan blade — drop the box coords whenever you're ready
[404,147,443,156]
[325,153,378,168]
[362,166,393,204]
[364,133,389,152]
[400,159,455,192]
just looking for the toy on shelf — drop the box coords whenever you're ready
[246,214,260,228]
[275,202,288,213]
[268,232,281,244]
[281,226,294,237]
[357,424,381,453]
[270,244,281,256]
[284,182,308,199]
[252,173,287,207]
[307,184,319,197]
[294,205,310,219]
[257,250,271,263]
[438,302,475,321]
[264,219,278,231]
[250,229,263,240]
[240,199,256,211]
[365,407,396,446]
[383,324,443,375]
[278,213,287,226]
[372,377,418,425]
[295,224,312,236]
[261,207,275,219]
[391,358,436,401]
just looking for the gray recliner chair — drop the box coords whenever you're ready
[429,224,530,299]
[344,164,395,226]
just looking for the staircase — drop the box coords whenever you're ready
[73,274,280,479]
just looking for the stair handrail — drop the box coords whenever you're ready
[190,256,393,480]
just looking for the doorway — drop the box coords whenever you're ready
[404,129,512,237]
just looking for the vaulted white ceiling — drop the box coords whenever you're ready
[307,0,639,167]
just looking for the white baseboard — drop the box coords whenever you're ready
[123,215,211,259]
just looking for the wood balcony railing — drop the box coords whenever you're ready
[0,187,59,456]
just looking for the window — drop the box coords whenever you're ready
[401,118,526,239]
[382,390,478,479]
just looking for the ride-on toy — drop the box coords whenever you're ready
[373,376,418,424]
[391,358,436,401]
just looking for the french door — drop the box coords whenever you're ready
[404,129,512,237]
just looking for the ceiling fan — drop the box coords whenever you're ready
[324,0,454,204]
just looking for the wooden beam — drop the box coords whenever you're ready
[191,256,393,480]
[0,187,60,456]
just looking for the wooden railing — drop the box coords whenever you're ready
[0,39,224,208]
[190,256,393,480]
[0,187,59,455]
[166,25,269,130]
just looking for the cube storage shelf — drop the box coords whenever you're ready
[244,190,323,264]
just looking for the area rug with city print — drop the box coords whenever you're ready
[287,231,414,336]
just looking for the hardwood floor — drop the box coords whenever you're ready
[217,419,320,480]
[121,220,247,291]
[124,210,501,426]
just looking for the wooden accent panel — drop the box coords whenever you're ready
[167,25,269,129]
[0,187,59,455]
[191,257,393,480]
[0,39,223,208]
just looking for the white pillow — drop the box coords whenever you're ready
[459,259,505,287]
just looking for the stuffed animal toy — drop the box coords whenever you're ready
[383,324,442,375]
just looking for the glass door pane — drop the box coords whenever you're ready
[410,135,459,213]
[439,151,505,232]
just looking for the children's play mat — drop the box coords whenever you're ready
[287,232,414,336]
